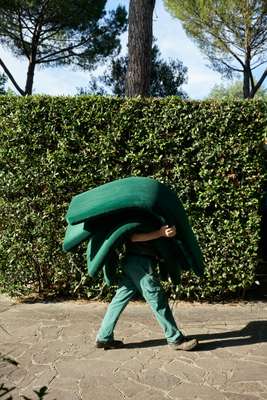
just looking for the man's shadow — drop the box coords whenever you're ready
[123,320,267,351]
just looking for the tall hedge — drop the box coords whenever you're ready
[0,96,266,300]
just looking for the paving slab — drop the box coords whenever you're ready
[0,295,267,400]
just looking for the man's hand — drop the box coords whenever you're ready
[160,225,176,238]
[130,225,176,242]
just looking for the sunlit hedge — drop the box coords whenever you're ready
[0,95,266,300]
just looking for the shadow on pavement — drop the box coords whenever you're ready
[123,320,267,351]
[123,338,167,349]
[193,320,267,351]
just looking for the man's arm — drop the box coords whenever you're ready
[131,225,176,242]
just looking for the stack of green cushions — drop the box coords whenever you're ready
[63,177,204,285]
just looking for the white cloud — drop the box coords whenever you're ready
[185,68,221,99]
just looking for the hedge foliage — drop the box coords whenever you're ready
[0,95,266,300]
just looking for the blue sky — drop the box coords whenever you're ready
[0,0,264,99]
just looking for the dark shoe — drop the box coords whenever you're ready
[168,336,198,351]
[96,339,124,350]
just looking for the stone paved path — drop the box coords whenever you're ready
[0,295,267,400]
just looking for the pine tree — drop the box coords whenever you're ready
[0,0,127,95]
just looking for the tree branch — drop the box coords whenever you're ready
[250,59,267,70]
[36,53,73,64]
[202,18,246,69]
[37,36,91,63]
[18,10,30,59]
[0,58,25,95]
[18,14,35,35]
[39,28,63,45]
[0,25,23,47]
[218,58,243,72]
[252,68,267,95]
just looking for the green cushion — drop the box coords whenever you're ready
[85,216,197,285]
[66,177,161,225]
[86,221,185,285]
[63,177,205,284]
[87,221,145,277]
[63,222,91,252]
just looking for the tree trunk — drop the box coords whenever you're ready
[0,57,25,95]
[243,66,251,98]
[125,0,156,97]
[25,60,36,95]
[243,42,253,99]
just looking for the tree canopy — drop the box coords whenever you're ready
[164,0,267,98]
[0,0,127,95]
[79,44,188,98]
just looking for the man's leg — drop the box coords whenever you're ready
[123,255,182,343]
[96,274,137,344]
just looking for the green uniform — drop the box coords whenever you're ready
[96,242,182,343]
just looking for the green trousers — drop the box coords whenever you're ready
[96,254,182,344]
